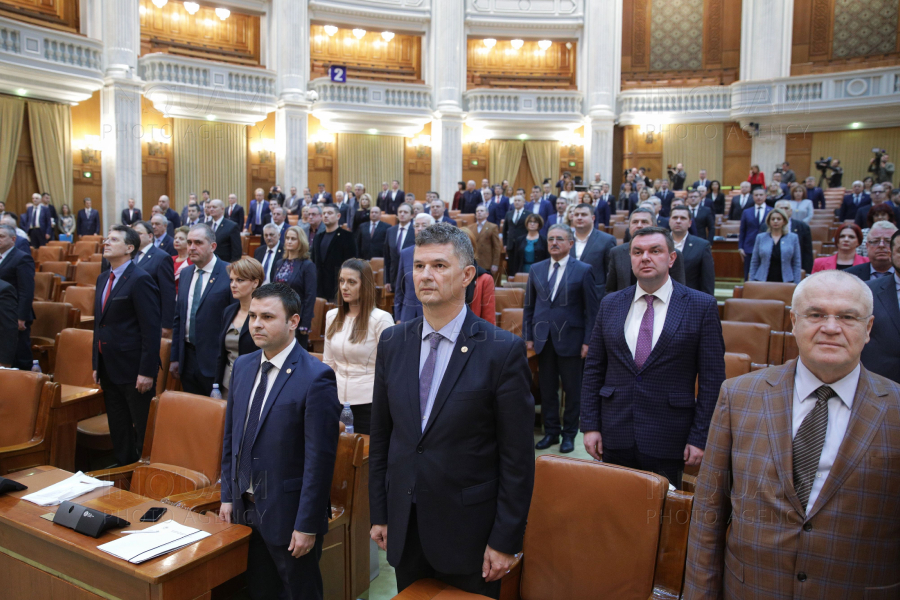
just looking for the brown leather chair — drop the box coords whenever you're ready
[33,272,59,302]
[47,240,71,254]
[498,308,524,338]
[720,223,740,237]
[39,261,72,281]
[67,241,99,263]
[0,370,59,474]
[722,298,786,333]
[309,297,327,353]
[59,261,102,294]
[724,352,752,379]
[392,456,694,600]
[369,257,384,272]
[494,287,524,322]
[87,253,103,262]
[721,320,781,368]
[380,214,398,227]
[61,286,95,329]
[36,245,64,264]
[740,281,796,306]
[31,302,80,370]
[89,392,227,500]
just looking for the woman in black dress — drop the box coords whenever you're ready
[273,226,317,348]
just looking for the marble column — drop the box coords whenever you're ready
[272,0,310,190]
[751,132,787,175]
[99,0,141,232]
[276,101,310,192]
[583,0,623,184]
[430,0,465,202]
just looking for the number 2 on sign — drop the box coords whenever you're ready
[330,66,346,83]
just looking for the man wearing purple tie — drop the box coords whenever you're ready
[580,227,725,487]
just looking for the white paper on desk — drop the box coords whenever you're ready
[21,471,113,506]
[98,521,210,563]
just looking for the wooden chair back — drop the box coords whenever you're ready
[0,371,58,474]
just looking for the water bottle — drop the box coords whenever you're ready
[340,403,354,434]
[31,360,41,373]
[210,384,223,399]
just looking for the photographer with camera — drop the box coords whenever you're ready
[869,149,895,184]
[814,156,843,188]
[667,163,686,191]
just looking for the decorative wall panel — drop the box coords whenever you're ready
[832,0,898,58]
[310,26,421,84]
[0,0,79,32]
[650,0,704,71]
[466,39,576,89]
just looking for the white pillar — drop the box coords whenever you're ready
[583,0,623,184]
[751,132,787,174]
[430,0,465,202]
[100,0,141,232]
[272,0,309,191]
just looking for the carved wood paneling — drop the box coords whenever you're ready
[705,0,723,64]
[310,26,421,84]
[633,0,649,68]
[810,0,832,57]
[466,39,576,89]
[0,0,79,32]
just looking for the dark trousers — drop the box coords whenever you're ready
[181,343,214,396]
[743,254,752,280]
[28,228,45,248]
[602,446,684,489]
[15,323,31,370]
[536,337,583,437]
[240,499,324,600]
[98,360,154,466]
[349,403,371,435]
[395,504,500,599]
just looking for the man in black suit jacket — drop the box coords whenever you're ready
[225,194,245,230]
[385,180,406,215]
[76,198,101,237]
[207,199,242,263]
[132,221,176,336]
[774,200,813,274]
[356,206,390,261]
[158,195,182,234]
[669,206,716,296]
[685,190,715,243]
[0,278,17,367]
[150,214,177,257]
[313,183,332,205]
[461,181,482,214]
[607,209,686,292]
[92,225,161,465]
[846,223,898,282]
[655,180,676,217]
[370,223,534,598]
[170,224,237,396]
[23,198,52,247]
[311,204,357,303]
[570,203,617,300]
[838,181,871,222]
[121,198,141,226]
[502,195,528,273]
[803,176,827,209]
[728,182,753,221]
[861,232,900,383]
[254,224,284,285]
[383,203,415,293]
[0,224,35,369]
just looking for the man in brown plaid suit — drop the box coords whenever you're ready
[685,270,900,599]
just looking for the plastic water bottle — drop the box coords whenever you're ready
[209,384,223,399]
[340,403,354,433]
[31,360,41,373]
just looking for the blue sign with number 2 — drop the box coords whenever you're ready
[330,66,347,83]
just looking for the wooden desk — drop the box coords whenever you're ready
[0,466,250,600]
[48,386,106,471]
[712,239,744,281]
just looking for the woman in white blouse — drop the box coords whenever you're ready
[787,183,814,224]
[560,179,579,204]
[323,258,394,434]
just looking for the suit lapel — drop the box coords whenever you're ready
[251,344,303,449]
[762,362,806,517]
[615,287,637,373]
[406,320,424,429]
[531,261,551,302]
[874,278,900,337]
[637,282,685,372]
[551,260,572,306]
[101,263,133,316]
[197,260,224,308]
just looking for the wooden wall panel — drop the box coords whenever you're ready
[139,0,260,66]
[307,115,336,194]
[71,90,102,223]
[785,131,813,183]
[0,0,79,32]
[723,122,753,187]
[247,111,276,202]
[310,26,422,84]
[621,125,663,185]
[466,39,576,89]
[141,96,173,217]
[404,122,431,201]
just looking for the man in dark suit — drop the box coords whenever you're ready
[206,199,242,263]
[690,170,710,193]
[539,182,558,208]
[846,222,898,281]
[582,227,725,487]
[774,199,814,274]
[803,176,827,209]
[170,224,237,396]
[728,182,753,221]
[393,214,436,322]
[76,198,101,237]
[220,283,340,600]
[429,198,456,226]
[590,187,612,227]
[92,225,161,465]
[570,203,616,301]
[121,198,141,226]
[132,221,175,337]
[383,203,415,294]
[180,194,201,227]
[384,180,406,215]
[369,223,534,598]
[183,203,202,229]
[739,188,773,279]
[225,194,245,230]
[607,209,686,292]
[0,278,17,367]
[246,189,271,235]
[525,223,598,453]
[157,195,181,235]
[655,179,676,217]
[855,185,900,228]
[0,224,34,369]
[2,215,31,254]
[40,194,58,234]
[254,224,284,285]
[503,195,529,274]
[149,214,177,256]
[669,206,715,296]
[486,185,509,225]
[313,183,332,205]
[23,195,52,248]
[684,190,715,243]
[526,186,553,224]
[861,231,900,383]
[838,180,871,222]
[461,180,481,214]
[311,204,357,303]
[376,182,391,213]
[356,206,390,261]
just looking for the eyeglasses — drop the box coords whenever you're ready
[867,238,892,247]
[798,312,871,326]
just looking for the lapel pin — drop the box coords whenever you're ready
[286,368,292,374]
[461,347,468,353]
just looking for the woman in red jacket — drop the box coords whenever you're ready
[748,164,766,192]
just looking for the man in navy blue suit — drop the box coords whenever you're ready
[804,176,827,209]
[526,185,553,224]
[369,223,534,598]
[393,214,435,323]
[429,197,456,226]
[157,195,182,234]
[219,283,340,600]
[23,195,52,248]
[92,225,161,465]
[170,224,237,395]
[838,180,872,222]
[739,188,772,280]
[76,198,101,236]
[861,230,900,383]
[0,224,35,369]
[383,203,415,294]
[591,186,612,227]
[356,206,390,260]
[525,223,598,453]
[655,178,676,217]
[150,214,177,256]
[581,227,725,487]
[132,221,175,337]
[486,185,509,225]
[247,188,271,235]
[685,190,716,243]
[225,194,245,230]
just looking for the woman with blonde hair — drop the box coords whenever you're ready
[352,193,372,232]
[323,258,393,434]
[215,257,264,399]
[749,208,802,283]
[273,225,317,348]
[560,179,578,204]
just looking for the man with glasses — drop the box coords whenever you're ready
[846,222,898,281]
[685,270,900,598]
[860,229,900,383]
[855,185,900,228]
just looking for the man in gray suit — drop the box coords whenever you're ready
[606,208,686,293]
[569,203,617,301]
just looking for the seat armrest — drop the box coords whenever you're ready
[162,483,221,514]
[499,554,523,600]
[390,579,447,599]
[0,435,48,456]
[88,461,145,485]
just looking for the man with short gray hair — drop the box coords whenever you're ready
[0,223,36,368]
[839,180,871,222]
[860,229,900,382]
[150,214,177,256]
[846,222,898,281]
[468,203,502,281]
[207,199,242,262]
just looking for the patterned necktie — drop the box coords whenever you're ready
[237,361,276,492]
[634,295,656,368]
[419,332,444,425]
[262,250,272,283]
[548,262,560,301]
[793,385,833,511]
[188,270,205,344]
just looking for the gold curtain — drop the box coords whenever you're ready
[524,140,559,189]
[27,100,72,207]
[809,127,900,187]
[662,123,724,184]
[173,119,247,210]
[489,140,524,186]
[0,96,25,206]
[336,133,404,196]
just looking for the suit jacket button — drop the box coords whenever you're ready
[416,446,424,454]
[635,375,642,382]
[407,488,412,495]
[803,523,812,532]
[797,572,807,582]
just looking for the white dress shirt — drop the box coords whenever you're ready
[624,276,674,357]
[211,217,225,232]
[184,255,218,340]
[419,304,467,431]
[548,254,569,300]
[673,234,687,252]
[574,233,589,259]
[136,243,153,264]
[792,359,860,513]
[396,225,408,248]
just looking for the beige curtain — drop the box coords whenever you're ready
[662,123,724,184]
[524,141,559,188]
[0,96,25,206]
[173,119,247,210]
[337,133,404,196]
[489,140,524,186]
[810,127,900,187]
[27,100,72,207]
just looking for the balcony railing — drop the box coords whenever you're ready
[617,86,732,125]
[464,89,584,115]
[309,77,433,136]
